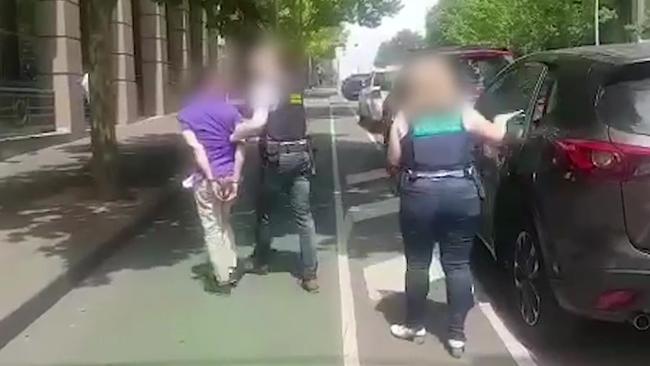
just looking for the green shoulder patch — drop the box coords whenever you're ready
[289,93,303,105]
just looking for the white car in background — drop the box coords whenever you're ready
[358,66,400,122]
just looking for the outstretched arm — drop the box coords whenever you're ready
[462,107,519,144]
[230,107,270,141]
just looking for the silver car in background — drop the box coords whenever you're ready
[358,66,400,123]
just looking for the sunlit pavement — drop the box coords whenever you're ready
[1,90,649,366]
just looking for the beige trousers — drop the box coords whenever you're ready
[194,180,237,283]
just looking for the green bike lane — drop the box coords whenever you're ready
[0,91,521,366]
[0,95,343,366]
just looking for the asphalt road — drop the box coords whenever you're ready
[1,90,648,366]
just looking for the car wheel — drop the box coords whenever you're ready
[511,221,580,344]
[513,230,543,327]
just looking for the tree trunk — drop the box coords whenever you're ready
[189,0,203,79]
[86,0,120,199]
[204,4,219,66]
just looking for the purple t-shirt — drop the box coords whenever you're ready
[178,92,242,178]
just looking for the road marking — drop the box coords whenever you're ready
[345,168,388,186]
[344,103,383,152]
[365,131,383,151]
[478,302,538,366]
[363,253,445,302]
[330,97,360,366]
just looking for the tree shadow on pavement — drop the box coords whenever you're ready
[0,132,190,284]
[190,249,302,295]
[75,192,205,288]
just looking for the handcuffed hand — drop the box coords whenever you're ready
[212,178,240,201]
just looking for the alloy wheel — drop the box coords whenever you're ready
[513,230,542,326]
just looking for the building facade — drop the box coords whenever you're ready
[0,0,220,139]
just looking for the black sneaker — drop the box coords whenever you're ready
[390,324,426,344]
[229,258,253,285]
[300,278,320,293]
[213,283,233,296]
[445,339,465,359]
[248,256,269,275]
[204,280,233,296]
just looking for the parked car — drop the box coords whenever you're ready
[358,66,400,123]
[341,73,370,101]
[474,43,650,337]
[382,47,513,145]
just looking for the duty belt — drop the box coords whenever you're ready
[265,139,310,154]
[404,166,485,199]
[405,168,469,179]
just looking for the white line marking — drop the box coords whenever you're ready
[344,104,383,152]
[330,97,361,366]
[345,168,388,186]
[478,302,538,366]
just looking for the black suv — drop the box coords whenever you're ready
[475,43,650,335]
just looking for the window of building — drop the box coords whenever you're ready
[0,0,37,83]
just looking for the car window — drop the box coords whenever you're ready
[476,63,546,120]
[532,74,558,124]
[373,71,397,91]
[598,78,650,136]
[458,57,510,89]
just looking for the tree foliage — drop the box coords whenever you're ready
[159,0,401,59]
[259,0,402,60]
[374,29,425,67]
[426,0,618,54]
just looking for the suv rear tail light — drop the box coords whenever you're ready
[554,139,650,180]
[596,289,638,311]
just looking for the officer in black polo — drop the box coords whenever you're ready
[231,44,319,293]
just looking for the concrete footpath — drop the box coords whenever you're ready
[0,116,187,348]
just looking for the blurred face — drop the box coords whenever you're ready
[199,62,236,95]
[402,56,462,119]
[249,44,283,81]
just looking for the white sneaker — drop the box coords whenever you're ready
[389,324,426,344]
[446,339,466,359]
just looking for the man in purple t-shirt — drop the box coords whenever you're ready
[179,70,245,294]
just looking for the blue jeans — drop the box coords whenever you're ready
[254,163,318,279]
[399,176,480,341]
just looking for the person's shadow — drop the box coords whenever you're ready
[374,278,450,346]
[191,249,304,293]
